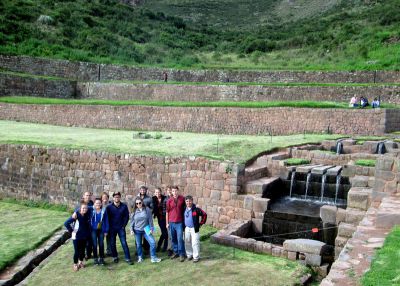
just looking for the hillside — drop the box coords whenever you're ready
[0,0,399,70]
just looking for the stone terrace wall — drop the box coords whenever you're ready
[385,109,400,133]
[0,73,76,98]
[373,154,400,199]
[0,104,393,136]
[0,144,248,227]
[1,55,400,83]
[77,82,400,104]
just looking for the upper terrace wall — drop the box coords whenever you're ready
[1,55,400,83]
[0,103,392,136]
[0,73,76,98]
[77,82,400,104]
[0,144,246,227]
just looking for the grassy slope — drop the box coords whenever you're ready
[361,226,400,286]
[1,96,399,109]
[0,201,69,271]
[0,0,399,70]
[0,120,342,163]
[25,226,309,286]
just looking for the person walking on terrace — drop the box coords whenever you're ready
[64,202,91,271]
[130,198,161,263]
[166,186,186,262]
[108,192,133,265]
[183,195,207,263]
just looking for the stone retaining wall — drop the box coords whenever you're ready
[0,104,393,136]
[0,73,76,98]
[0,144,247,227]
[1,55,400,83]
[77,82,400,104]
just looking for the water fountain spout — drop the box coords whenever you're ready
[320,173,327,202]
[336,141,343,155]
[335,170,342,204]
[376,141,386,154]
[304,172,312,200]
[289,170,296,197]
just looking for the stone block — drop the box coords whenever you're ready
[335,236,348,248]
[375,170,395,181]
[210,190,221,201]
[351,176,369,187]
[252,197,269,213]
[312,263,330,279]
[254,241,264,254]
[272,246,282,257]
[283,239,326,255]
[218,215,231,225]
[287,251,297,261]
[251,218,263,234]
[338,223,356,238]
[345,208,366,225]
[243,195,254,210]
[234,238,249,251]
[262,242,272,255]
[347,188,371,210]
[320,205,337,224]
[376,211,400,229]
[305,253,322,266]
[336,208,346,225]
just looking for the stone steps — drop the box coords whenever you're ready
[321,195,400,286]
[244,177,280,195]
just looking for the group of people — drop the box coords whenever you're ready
[64,185,207,271]
[349,95,380,108]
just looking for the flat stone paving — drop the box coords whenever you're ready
[321,195,400,285]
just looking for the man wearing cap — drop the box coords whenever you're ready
[107,192,133,265]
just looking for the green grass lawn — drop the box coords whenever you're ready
[1,97,398,109]
[0,120,343,163]
[0,201,69,271]
[354,160,376,167]
[25,226,309,286]
[361,226,400,286]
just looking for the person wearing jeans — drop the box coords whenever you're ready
[183,195,207,263]
[130,197,161,263]
[166,186,186,262]
[90,198,109,266]
[107,192,132,265]
[152,187,168,252]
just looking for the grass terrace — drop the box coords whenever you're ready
[0,121,343,163]
[355,160,377,167]
[2,96,399,109]
[0,200,69,271]
[24,226,310,286]
[361,226,400,286]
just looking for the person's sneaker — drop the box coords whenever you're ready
[170,253,179,259]
[93,258,99,265]
[179,256,185,262]
[73,264,79,272]
[137,257,143,263]
[193,258,200,263]
[99,258,105,266]
[125,259,133,265]
[113,257,119,263]
[187,256,193,261]
[151,257,161,263]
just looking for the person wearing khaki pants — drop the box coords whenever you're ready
[183,195,207,263]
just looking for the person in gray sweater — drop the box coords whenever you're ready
[130,198,161,263]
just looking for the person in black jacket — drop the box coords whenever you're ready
[107,192,133,265]
[152,187,168,252]
[183,195,207,263]
[64,202,91,271]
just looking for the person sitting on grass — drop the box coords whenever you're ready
[360,96,369,108]
[64,202,91,271]
[91,198,109,266]
[130,198,161,263]
[183,195,207,263]
[349,95,359,108]
[372,97,380,108]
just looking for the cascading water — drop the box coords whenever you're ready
[304,172,312,200]
[336,141,343,155]
[376,142,386,154]
[320,173,327,202]
[335,172,342,204]
[289,171,296,197]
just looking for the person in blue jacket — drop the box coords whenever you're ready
[91,198,109,266]
[107,192,133,265]
[64,202,91,271]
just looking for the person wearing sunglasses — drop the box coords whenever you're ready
[130,198,161,263]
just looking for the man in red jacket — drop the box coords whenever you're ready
[166,186,186,262]
[183,195,207,263]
